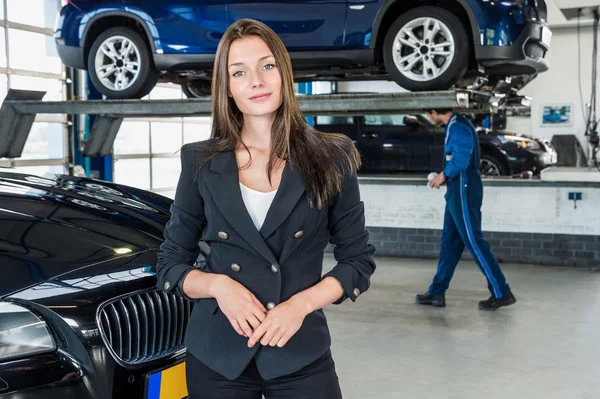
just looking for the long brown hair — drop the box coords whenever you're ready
[205,18,360,209]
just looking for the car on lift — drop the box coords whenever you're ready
[313,113,558,176]
[0,171,203,399]
[54,0,551,99]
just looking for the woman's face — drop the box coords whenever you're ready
[227,36,283,119]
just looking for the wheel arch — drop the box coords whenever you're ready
[480,145,512,175]
[82,11,158,69]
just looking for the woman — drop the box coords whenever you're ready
[156,18,376,399]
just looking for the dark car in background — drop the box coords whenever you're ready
[54,0,551,99]
[314,114,557,176]
[0,171,201,399]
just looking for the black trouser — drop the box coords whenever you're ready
[186,350,343,399]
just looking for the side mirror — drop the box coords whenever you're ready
[403,115,419,126]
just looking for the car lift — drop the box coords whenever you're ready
[0,87,504,160]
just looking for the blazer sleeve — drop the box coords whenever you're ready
[155,145,207,298]
[322,170,376,304]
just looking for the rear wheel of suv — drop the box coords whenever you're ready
[182,80,212,98]
[87,26,158,99]
[480,153,508,176]
[383,6,469,91]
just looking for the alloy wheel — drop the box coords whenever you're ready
[480,159,502,176]
[392,17,455,82]
[94,35,142,91]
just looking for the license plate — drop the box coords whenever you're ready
[146,362,187,399]
[541,26,552,47]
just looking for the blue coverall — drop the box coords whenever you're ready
[428,113,511,299]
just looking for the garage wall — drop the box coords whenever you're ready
[356,179,600,267]
[519,25,597,152]
[360,180,600,235]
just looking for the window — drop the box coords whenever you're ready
[183,119,212,144]
[10,75,64,101]
[20,123,65,160]
[149,84,183,100]
[0,74,7,102]
[112,84,192,193]
[151,158,181,189]
[151,122,183,154]
[156,190,176,200]
[7,0,60,29]
[7,164,65,176]
[364,114,410,126]
[0,28,6,67]
[315,116,354,125]
[114,159,151,190]
[8,29,62,74]
[0,1,67,179]
[114,121,150,155]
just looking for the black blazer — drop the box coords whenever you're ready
[156,140,376,380]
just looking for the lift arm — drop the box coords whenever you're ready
[0,88,502,158]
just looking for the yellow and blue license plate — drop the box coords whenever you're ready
[146,362,188,399]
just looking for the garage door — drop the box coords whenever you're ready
[0,0,67,175]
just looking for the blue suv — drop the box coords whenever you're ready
[54,0,551,99]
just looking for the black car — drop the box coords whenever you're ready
[0,171,202,398]
[313,114,557,176]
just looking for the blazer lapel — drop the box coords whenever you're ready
[259,161,307,240]
[203,151,279,267]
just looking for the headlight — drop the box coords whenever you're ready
[0,302,56,362]
[503,135,541,150]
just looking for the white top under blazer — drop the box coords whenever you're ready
[239,182,278,230]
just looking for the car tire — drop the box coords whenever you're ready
[480,153,508,176]
[383,6,469,91]
[182,80,212,98]
[87,27,158,99]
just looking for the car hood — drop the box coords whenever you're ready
[478,128,540,141]
[0,171,173,298]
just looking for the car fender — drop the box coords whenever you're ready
[480,144,512,174]
[80,5,162,54]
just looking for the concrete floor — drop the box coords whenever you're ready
[322,255,600,399]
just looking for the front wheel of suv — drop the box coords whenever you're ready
[383,6,470,91]
[87,26,159,99]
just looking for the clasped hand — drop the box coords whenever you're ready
[214,276,309,348]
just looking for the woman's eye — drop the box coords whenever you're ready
[232,71,245,77]
[263,64,275,70]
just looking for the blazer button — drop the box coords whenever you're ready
[353,288,361,297]
[164,281,171,290]
[218,231,229,240]
[231,263,241,273]
[271,265,278,273]
[266,302,275,311]
[293,230,304,239]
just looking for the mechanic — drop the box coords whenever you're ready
[416,109,516,311]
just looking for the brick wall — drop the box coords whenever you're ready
[362,227,600,268]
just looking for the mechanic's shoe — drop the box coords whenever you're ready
[478,291,516,311]
[415,292,446,307]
